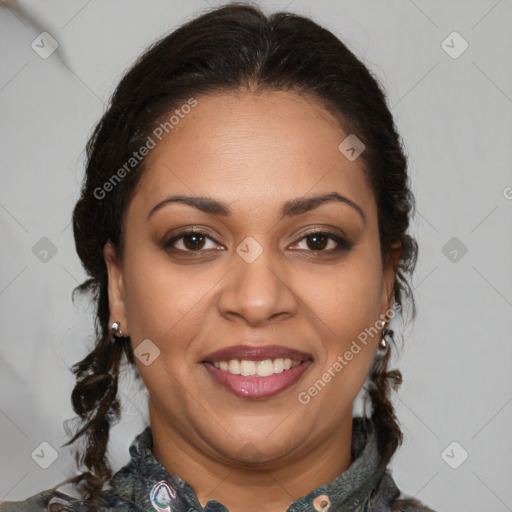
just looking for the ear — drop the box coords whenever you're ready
[380,241,402,318]
[104,240,129,336]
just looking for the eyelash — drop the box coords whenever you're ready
[162,229,353,255]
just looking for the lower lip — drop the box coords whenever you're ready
[203,360,312,399]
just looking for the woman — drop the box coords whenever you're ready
[0,3,437,511]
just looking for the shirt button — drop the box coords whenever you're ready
[312,494,331,511]
[150,481,177,511]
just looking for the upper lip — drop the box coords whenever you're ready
[202,344,313,363]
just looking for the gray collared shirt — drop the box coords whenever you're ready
[0,417,437,512]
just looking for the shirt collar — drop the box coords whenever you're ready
[107,416,400,512]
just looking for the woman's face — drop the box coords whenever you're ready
[105,90,400,466]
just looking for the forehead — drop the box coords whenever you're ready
[130,90,376,219]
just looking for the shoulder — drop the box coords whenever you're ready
[390,495,438,512]
[0,489,95,512]
[0,489,58,512]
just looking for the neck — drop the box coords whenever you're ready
[149,407,354,512]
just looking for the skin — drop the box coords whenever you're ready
[104,90,401,512]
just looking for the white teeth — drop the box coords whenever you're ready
[211,357,302,377]
[257,359,274,377]
[273,358,284,373]
[228,359,241,374]
[240,360,256,376]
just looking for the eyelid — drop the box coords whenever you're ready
[290,232,351,251]
[162,227,352,253]
[163,229,223,251]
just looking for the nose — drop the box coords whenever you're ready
[216,244,298,327]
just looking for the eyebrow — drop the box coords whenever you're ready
[147,192,366,225]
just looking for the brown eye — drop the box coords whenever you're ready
[305,233,329,251]
[292,231,352,252]
[163,231,219,252]
[182,233,206,250]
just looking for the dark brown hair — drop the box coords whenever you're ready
[66,2,418,504]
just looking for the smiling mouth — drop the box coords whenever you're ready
[211,357,302,377]
[202,357,313,399]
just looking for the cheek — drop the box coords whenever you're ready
[309,260,383,338]
[124,274,178,340]
[122,246,213,340]
[297,265,382,416]
[301,259,383,402]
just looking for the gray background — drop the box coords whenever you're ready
[1,1,511,510]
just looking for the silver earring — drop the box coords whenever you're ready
[110,321,124,339]
[379,326,392,351]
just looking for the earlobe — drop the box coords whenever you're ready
[103,240,129,336]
